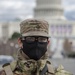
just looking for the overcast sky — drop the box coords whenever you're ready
[62,0,75,20]
[0,0,75,21]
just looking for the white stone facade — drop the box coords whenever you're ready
[0,22,20,40]
[34,0,65,20]
[34,0,75,38]
[49,20,75,38]
[34,0,75,57]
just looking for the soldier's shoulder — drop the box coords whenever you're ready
[55,65,73,75]
[1,60,17,72]
[0,63,7,75]
[46,60,73,75]
[0,70,6,75]
[3,60,17,71]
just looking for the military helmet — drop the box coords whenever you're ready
[20,19,50,37]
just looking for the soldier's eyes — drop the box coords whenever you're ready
[26,37,35,42]
[21,37,48,42]
[38,37,48,42]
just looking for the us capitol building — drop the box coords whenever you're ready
[34,0,75,58]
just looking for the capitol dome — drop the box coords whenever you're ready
[34,0,66,20]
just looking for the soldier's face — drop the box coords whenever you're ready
[18,36,50,60]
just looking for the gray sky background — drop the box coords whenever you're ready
[62,0,75,20]
[0,0,75,21]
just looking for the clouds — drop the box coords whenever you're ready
[0,0,36,21]
[62,0,75,20]
[0,0,75,21]
[63,0,75,11]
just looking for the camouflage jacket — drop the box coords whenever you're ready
[0,50,73,75]
[0,60,73,75]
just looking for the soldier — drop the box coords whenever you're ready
[0,19,73,75]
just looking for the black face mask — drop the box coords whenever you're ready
[22,40,48,60]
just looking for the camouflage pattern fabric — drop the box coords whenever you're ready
[0,70,5,75]
[55,65,73,75]
[0,50,73,75]
[20,19,50,37]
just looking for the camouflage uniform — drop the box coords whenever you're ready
[0,19,73,75]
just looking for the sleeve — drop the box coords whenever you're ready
[0,70,6,75]
[55,65,73,75]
